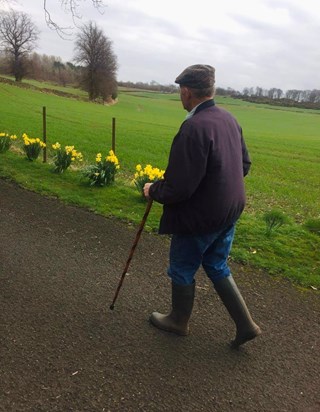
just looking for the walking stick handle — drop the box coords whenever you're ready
[109,198,153,310]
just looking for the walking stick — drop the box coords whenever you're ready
[109,198,153,310]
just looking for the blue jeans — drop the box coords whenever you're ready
[168,224,235,285]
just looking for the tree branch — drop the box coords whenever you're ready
[42,0,106,38]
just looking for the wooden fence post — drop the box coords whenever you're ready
[112,117,116,153]
[43,106,47,163]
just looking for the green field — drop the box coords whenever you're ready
[0,79,319,290]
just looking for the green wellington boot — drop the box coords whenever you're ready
[150,281,195,336]
[214,276,262,348]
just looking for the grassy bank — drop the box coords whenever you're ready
[0,79,319,289]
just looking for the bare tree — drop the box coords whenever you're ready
[0,9,39,81]
[0,1,106,37]
[285,89,303,102]
[74,21,117,101]
[255,86,264,97]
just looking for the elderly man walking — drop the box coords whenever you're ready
[144,64,261,348]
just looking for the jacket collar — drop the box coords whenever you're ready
[194,99,215,115]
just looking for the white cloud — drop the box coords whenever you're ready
[1,0,320,91]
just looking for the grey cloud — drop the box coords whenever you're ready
[95,4,186,38]
[7,0,320,91]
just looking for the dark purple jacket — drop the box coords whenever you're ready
[149,99,251,235]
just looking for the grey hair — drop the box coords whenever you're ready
[189,85,215,98]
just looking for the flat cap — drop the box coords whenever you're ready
[175,64,215,89]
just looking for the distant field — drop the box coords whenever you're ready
[0,79,319,289]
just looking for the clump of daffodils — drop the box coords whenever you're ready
[0,132,17,153]
[22,133,46,161]
[83,150,120,186]
[52,142,83,173]
[133,164,165,196]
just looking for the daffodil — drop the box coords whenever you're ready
[0,132,16,153]
[133,163,165,197]
[22,133,46,161]
[52,143,83,173]
[52,142,61,150]
[82,150,120,186]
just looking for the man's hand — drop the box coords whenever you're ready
[143,182,153,199]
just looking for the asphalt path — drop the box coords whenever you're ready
[0,178,319,411]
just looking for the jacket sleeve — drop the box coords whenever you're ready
[149,124,208,205]
[240,128,251,176]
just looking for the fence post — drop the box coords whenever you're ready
[112,117,116,153]
[43,106,47,163]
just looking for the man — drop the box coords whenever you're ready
[143,64,261,349]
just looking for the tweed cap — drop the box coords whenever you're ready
[175,64,215,89]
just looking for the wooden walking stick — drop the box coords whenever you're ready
[109,198,153,310]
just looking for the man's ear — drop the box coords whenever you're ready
[181,86,191,98]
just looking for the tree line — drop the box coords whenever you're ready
[0,52,81,86]
[216,86,320,109]
[0,9,118,102]
[241,86,320,104]
[118,80,178,94]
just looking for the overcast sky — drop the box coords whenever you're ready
[2,0,320,91]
